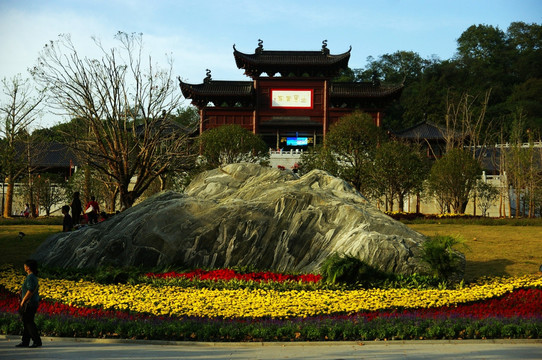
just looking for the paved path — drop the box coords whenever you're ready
[1,336,541,359]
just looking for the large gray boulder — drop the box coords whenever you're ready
[32,163,456,275]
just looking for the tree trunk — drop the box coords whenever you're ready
[516,189,521,219]
[459,200,469,214]
[107,187,118,213]
[119,186,137,210]
[159,175,167,191]
[398,193,404,212]
[507,185,512,218]
[499,191,503,218]
[3,178,14,218]
[83,164,91,204]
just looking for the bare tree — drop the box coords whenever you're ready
[444,89,493,155]
[0,75,44,217]
[31,32,195,209]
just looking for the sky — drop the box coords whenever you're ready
[1,0,541,129]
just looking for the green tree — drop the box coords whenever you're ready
[426,148,481,214]
[324,111,385,194]
[198,124,269,168]
[372,141,429,212]
[359,51,430,84]
[456,24,511,97]
[506,78,542,134]
[506,21,542,80]
[298,145,340,177]
[474,180,499,217]
[174,105,199,129]
[352,51,434,130]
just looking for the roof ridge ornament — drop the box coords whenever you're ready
[321,40,330,55]
[255,39,263,54]
[204,69,212,83]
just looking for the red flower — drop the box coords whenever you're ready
[145,269,322,283]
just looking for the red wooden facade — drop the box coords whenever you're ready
[179,41,403,150]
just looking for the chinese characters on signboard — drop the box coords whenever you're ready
[270,89,313,109]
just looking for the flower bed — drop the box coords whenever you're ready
[145,268,322,283]
[1,266,541,341]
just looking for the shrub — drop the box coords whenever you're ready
[319,253,387,287]
[421,235,466,280]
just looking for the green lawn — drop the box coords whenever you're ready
[0,224,61,268]
[407,223,542,281]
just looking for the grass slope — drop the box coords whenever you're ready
[408,224,542,281]
[0,225,60,268]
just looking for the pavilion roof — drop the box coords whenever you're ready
[179,77,404,108]
[233,42,351,78]
[179,79,254,107]
[179,80,253,97]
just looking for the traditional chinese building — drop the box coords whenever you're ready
[179,41,403,150]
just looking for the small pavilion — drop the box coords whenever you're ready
[179,40,403,150]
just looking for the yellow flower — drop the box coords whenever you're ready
[1,266,540,319]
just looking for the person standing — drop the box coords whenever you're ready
[70,192,82,226]
[84,196,100,224]
[62,205,73,232]
[16,259,42,348]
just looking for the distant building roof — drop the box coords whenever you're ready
[394,121,449,141]
[15,141,78,169]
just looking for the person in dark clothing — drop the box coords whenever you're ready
[16,259,42,348]
[62,205,73,232]
[70,192,82,226]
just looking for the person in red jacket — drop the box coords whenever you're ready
[84,196,100,224]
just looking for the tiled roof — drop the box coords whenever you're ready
[234,49,351,66]
[233,45,351,78]
[179,80,253,98]
[179,79,402,103]
[394,121,448,140]
[330,82,404,98]
[15,142,78,168]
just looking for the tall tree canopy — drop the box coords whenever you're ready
[346,21,542,137]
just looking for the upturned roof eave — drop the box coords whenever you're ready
[233,45,352,68]
[179,78,254,98]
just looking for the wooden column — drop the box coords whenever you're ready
[323,79,328,144]
[252,79,258,134]
[199,108,204,134]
